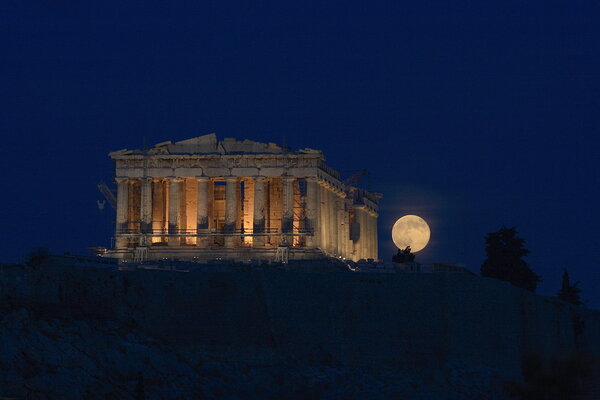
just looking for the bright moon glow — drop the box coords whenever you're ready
[391,215,431,252]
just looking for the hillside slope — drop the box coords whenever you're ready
[0,261,598,399]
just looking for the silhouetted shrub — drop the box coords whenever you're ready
[557,268,582,305]
[505,351,593,400]
[25,247,49,268]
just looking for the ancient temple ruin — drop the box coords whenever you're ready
[106,134,381,262]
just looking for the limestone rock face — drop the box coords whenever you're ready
[0,306,509,400]
[0,307,201,399]
[1,262,599,399]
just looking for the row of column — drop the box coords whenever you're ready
[115,175,377,259]
[355,207,378,261]
[315,180,354,259]
[115,176,314,249]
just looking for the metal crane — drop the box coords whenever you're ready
[97,181,117,210]
[344,169,370,187]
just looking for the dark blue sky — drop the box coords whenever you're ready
[1,2,598,306]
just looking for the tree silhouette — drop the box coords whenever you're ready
[25,246,50,268]
[557,268,582,306]
[480,227,541,292]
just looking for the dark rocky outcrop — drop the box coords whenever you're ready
[0,261,598,399]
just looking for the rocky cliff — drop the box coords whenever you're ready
[0,261,598,399]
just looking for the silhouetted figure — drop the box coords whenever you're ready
[557,268,582,305]
[392,246,415,263]
[480,227,541,292]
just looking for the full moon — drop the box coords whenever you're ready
[391,215,431,252]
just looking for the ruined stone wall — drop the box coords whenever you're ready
[1,263,598,381]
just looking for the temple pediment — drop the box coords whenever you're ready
[109,133,322,157]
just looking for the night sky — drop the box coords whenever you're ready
[1,2,598,306]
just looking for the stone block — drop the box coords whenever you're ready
[259,167,286,177]
[231,167,259,176]
[173,168,203,177]
[204,167,231,177]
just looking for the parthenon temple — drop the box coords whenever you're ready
[106,134,381,262]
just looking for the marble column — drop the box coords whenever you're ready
[151,179,165,239]
[253,176,265,247]
[343,208,350,259]
[364,210,371,260]
[357,208,366,260]
[328,189,334,253]
[319,184,328,252]
[330,190,339,256]
[305,178,319,248]
[115,178,129,249]
[337,200,346,259]
[323,185,330,252]
[364,210,370,260]
[366,212,373,260]
[372,213,378,261]
[224,177,238,248]
[282,177,294,244]
[168,177,183,246]
[140,177,153,235]
[360,209,366,260]
[196,177,209,248]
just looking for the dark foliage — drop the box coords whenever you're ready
[25,247,50,268]
[557,268,582,306]
[505,351,593,400]
[480,227,541,292]
[392,246,415,263]
[135,373,145,400]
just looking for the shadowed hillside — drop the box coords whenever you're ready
[0,260,598,399]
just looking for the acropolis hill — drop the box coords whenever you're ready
[1,135,599,398]
[105,133,381,263]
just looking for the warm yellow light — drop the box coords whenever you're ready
[391,215,430,252]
